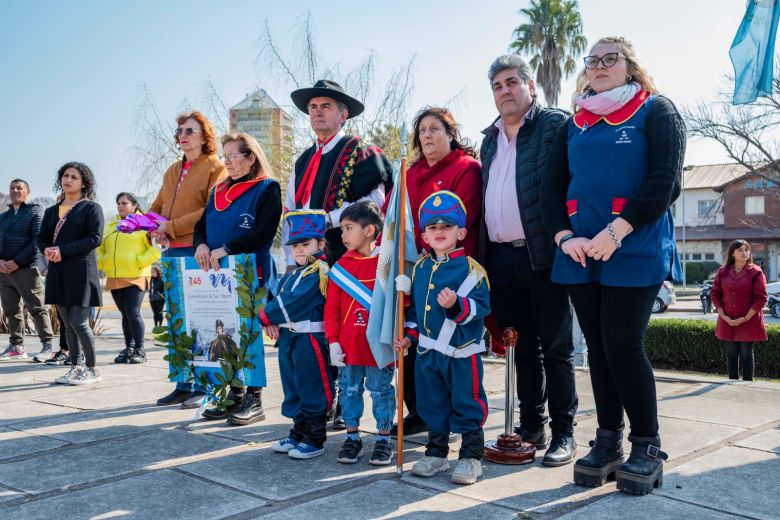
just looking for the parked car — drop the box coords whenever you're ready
[652,281,676,313]
[769,294,780,319]
[767,281,780,296]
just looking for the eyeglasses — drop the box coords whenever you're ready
[583,53,625,70]
[220,153,247,162]
[175,127,201,137]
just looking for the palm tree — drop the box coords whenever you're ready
[510,0,587,107]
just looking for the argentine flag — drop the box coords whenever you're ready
[730,0,780,104]
[366,161,419,368]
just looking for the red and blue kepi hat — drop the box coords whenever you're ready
[285,210,327,245]
[418,190,467,229]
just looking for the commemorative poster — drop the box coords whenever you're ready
[161,254,266,388]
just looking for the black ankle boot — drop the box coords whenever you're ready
[573,428,625,487]
[227,387,265,425]
[615,435,668,495]
[203,389,244,421]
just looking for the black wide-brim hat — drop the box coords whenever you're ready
[291,79,365,119]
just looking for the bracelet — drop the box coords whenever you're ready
[557,233,575,249]
[606,223,622,248]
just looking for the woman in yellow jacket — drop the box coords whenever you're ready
[97,192,161,364]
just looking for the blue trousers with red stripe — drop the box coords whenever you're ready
[415,349,488,459]
[278,331,334,447]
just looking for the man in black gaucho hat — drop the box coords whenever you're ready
[284,80,392,431]
[284,80,392,268]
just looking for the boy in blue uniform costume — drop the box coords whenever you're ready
[394,191,490,485]
[260,210,334,460]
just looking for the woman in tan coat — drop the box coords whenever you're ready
[152,111,226,408]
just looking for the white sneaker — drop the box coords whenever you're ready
[70,367,102,386]
[33,343,55,363]
[411,456,450,477]
[0,344,28,361]
[451,458,482,485]
[55,366,82,385]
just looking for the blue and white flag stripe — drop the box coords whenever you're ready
[328,263,373,310]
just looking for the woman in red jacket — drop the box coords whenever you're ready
[383,107,482,436]
[711,240,768,381]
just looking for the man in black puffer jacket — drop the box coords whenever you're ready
[479,55,578,467]
[0,179,53,362]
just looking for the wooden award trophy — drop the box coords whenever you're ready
[484,327,536,464]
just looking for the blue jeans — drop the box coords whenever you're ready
[161,246,203,393]
[338,365,396,432]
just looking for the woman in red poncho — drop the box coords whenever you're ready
[711,240,768,381]
[384,106,482,436]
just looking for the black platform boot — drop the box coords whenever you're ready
[202,388,244,421]
[573,428,625,487]
[227,387,265,425]
[615,435,668,495]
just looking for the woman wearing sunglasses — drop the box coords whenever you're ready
[150,111,227,408]
[541,36,685,495]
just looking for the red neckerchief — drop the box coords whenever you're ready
[295,134,338,207]
[213,175,269,211]
[573,90,651,129]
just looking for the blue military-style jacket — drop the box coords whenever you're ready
[259,251,328,335]
[404,248,490,358]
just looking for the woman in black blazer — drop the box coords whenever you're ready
[38,162,104,385]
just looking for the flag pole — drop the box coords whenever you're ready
[395,123,408,477]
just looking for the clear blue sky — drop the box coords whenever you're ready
[0,0,748,207]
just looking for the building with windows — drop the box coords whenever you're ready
[674,163,779,281]
[229,89,293,175]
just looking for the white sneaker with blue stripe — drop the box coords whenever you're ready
[288,442,324,459]
[271,437,300,453]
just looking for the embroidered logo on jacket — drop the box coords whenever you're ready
[614,125,635,145]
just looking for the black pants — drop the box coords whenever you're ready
[57,308,68,350]
[426,429,484,460]
[111,285,146,349]
[724,341,754,381]
[568,282,662,438]
[290,416,327,448]
[150,300,165,327]
[58,305,96,367]
[486,242,577,435]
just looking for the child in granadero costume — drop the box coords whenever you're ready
[394,190,490,485]
[261,210,334,460]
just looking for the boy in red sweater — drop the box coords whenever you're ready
[324,201,395,466]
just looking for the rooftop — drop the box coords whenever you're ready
[230,88,284,111]
[683,162,751,189]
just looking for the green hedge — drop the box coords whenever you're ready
[683,261,721,284]
[645,319,780,378]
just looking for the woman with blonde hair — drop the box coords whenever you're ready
[193,132,282,425]
[542,36,685,494]
[152,110,227,408]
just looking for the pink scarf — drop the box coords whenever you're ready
[573,82,640,115]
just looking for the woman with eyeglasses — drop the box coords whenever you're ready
[192,133,281,425]
[97,192,161,364]
[151,111,227,408]
[541,36,685,495]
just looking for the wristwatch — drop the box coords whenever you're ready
[557,233,575,249]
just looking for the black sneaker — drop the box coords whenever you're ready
[128,348,146,364]
[114,348,130,364]
[337,437,363,464]
[46,350,68,366]
[369,439,394,466]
